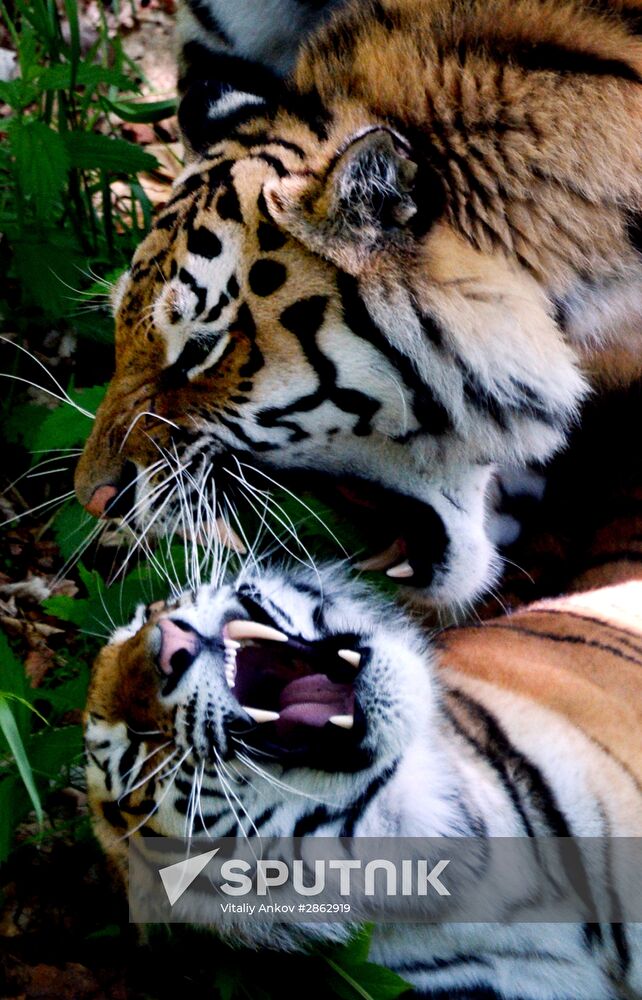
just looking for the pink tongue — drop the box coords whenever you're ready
[278,674,354,729]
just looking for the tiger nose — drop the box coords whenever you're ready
[80,461,137,518]
[85,485,118,518]
[158,619,201,677]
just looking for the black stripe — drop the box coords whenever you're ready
[171,332,223,377]
[229,132,306,158]
[187,224,222,260]
[102,800,126,830]
[255,295,381,438]
[391,953,492,975]
[449,31,641,84]
[627,210,642,253]
[417,988,506,1000]
[118,741,139,782]
[479,621,642,668]
[217,413,278,452]
[337,271,452,437]
[508,40,641,82]
[178,267,208,318]
[448,689,577,835]
[443,695,536,837]
[248,152,289,178]
[339,759,400,836]
[253,804,277,830]
[293,805,343,837]
[181,2,231,44]
[525,608,642,659]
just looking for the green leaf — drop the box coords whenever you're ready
[63,132,158,174]
[0,632,28,733]
[3,401,48,450]
[42,593,88,627]
[38,63,133,92]
[32,384,106,453]
[51,500,98,563]
[0,77,38,109]
[212,968,237,1000]
[325,958,410,1000]
[102,96,177,123]
[11,236,84,317]
[36,671,89,715]
[0,696,43,826]
[27,725,83,779]
[0,776,20,863]
[11,120,69,220]
[335,925,373,966]
[62,0,80,86]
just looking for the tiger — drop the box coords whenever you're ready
[85,498,642,999]
[74,0,642,611]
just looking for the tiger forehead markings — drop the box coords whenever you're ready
[75,0,642,609]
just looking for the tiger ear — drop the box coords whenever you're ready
[265,128,426,270]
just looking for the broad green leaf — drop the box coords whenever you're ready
[51,501,97,564]
[83,266,127,300]
[0,696,43,826]
[334,925,373,966]
[71,309,115,345]
[64,132,158,174]
[3,401,48,450]
[38,63,133,92]
[32,384,106,453]
[36,671,89,715]
[12,237,84,317]
[11,120,69,220]
[42,593,88,627]
[27,724,83,779]
[325,958,410,1000]
[0,77,38,109]
[102,96,177,123]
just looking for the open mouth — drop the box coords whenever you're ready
[271,471,451,591]
[222,599,370,769]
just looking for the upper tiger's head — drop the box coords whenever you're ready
[75,70,588,608]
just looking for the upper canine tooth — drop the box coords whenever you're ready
[243,706,280,724]
[224,638,240,651]
[328,715,354,730]
[337,649,361,668]
[356,539,405,572]
[226,620,288,643]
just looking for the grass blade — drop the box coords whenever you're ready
[0,695,44,826]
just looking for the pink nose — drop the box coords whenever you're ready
[85,485,118,518]
[158,619,200,676]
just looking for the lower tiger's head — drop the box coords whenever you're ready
[75,73,587,607]
[85,568,433,850]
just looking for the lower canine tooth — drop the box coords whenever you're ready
[386,560,414,579]
[243,706,280,724]
[328,715,354,729]
[338,649,361,668]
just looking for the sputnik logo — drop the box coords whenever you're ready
[159,848,220,906]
